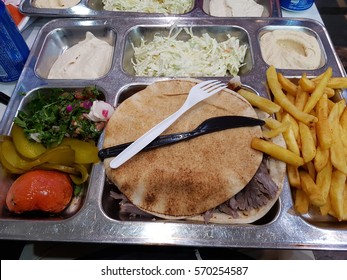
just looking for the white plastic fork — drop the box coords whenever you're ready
[110,80,227,168]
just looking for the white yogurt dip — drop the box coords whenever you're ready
[209,0,264,17]
[260,30,322,70]
[34,0,81,9]
[48,32,113,79]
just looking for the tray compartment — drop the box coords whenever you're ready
[35,25,116,80]
[100,84,281,225]
[32,0,82,9]
[265,74,347,228]
[257,25,327,70]
[0,86,106,221]
[87,0,195,14]
[202,0,274,17]
[123,24,252,77]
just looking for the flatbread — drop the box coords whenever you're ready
[187,132,287,224]
[103,79,263,218]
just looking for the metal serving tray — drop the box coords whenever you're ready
[1,17,346,250]
[19,0,282,18]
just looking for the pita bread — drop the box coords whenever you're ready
[103,79,264,218]
[187,132,286,224]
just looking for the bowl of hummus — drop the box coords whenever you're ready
[35,28,115,80]
[259,28,324,70]
[33,0,81,9]
[204,0,271,17]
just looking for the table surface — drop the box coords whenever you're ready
[0,4,323,121]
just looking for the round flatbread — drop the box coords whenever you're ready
[187,132,287,224]
[103,79,263,218]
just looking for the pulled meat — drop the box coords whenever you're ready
[110,191,154,219]
[218,158,278,218]
[110,158,278,222]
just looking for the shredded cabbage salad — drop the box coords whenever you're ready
[102,0,192,14]
[132,27,247,77]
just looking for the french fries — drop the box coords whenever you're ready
[287,165,301,189]
[294,86,309,111]
[252,65,347,221]
[316,93,332,150]
[266,66,317,125]
[299,122,316,163]
[281,121,300,156]
[277,72,298,96]
[303,67,332,113]
[251,138,304,167]
[330,170,346,221]
[262,119,290,139]
[324,87,336,98]
[236,88,281,114]
[340,107,347,158]
[326,78,347,89]
[299,73,316,93]
[300,170,321,206]
[315,160,332,207]
[313,76,347,89]
[282,113,299,140]
[294,189,310,215]
[329,103,347,174]
[314,145,329,172]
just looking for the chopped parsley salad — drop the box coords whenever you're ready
[14,86,113,148]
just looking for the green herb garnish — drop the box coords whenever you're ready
[14,86,104,148]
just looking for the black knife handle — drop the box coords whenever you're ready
[98,131,199,160]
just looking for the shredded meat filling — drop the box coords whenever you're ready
[110,158,278,222]
[218,159,278,218]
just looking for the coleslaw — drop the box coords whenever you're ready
[102,0,192,14]
[132,27,247,77]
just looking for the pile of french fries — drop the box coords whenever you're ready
[238,65,347,221]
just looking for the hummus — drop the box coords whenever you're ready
[34,0,80,9]
[48,32,113,79]
[260,30,322,70]
[209,0,264,17]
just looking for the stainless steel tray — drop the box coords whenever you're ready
[1,17,347,250]
[20,0,282,18]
